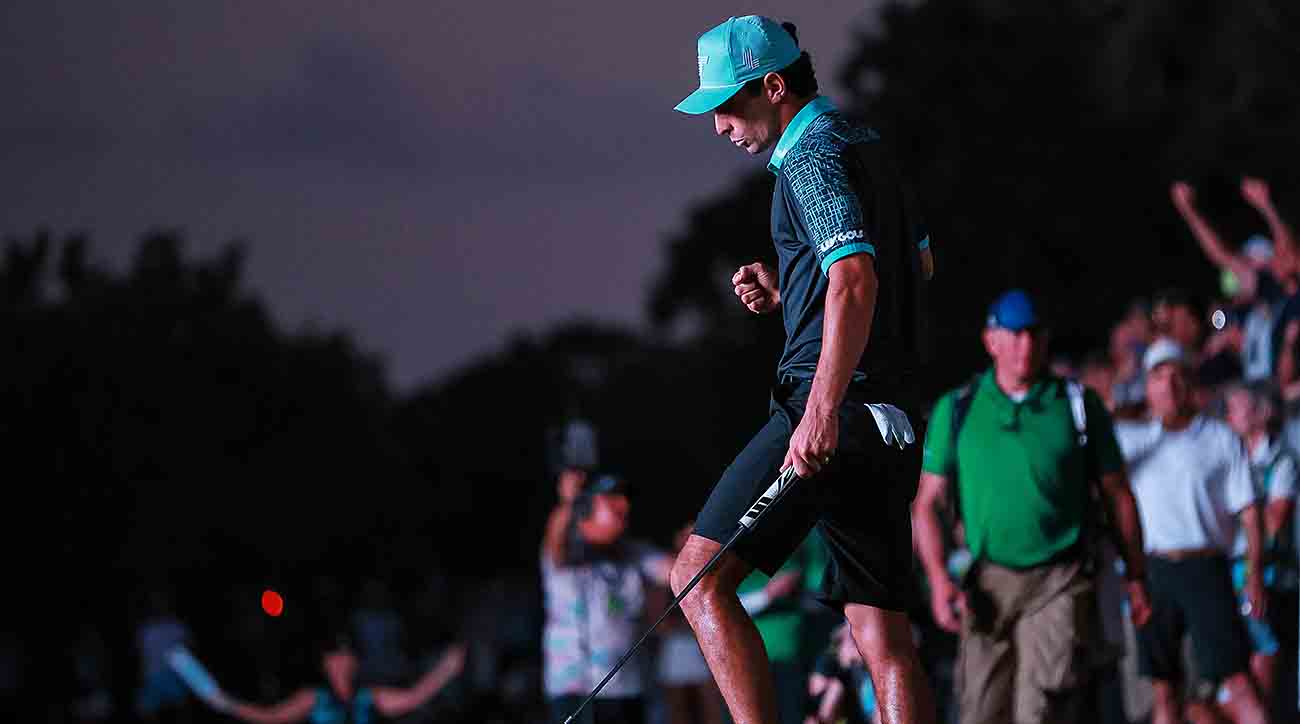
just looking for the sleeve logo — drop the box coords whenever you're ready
[815,229,864,254]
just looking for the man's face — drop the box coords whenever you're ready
[577,492,630,546]
[712,85,783,155]
[1224,388,1256,437]
[1153,302,1202,349]
[1079,363,1115,403]
[323,648,358,696]
[983,327,1048,383]
[1145,362,1189,418]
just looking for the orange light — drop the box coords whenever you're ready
[262,589,284,617]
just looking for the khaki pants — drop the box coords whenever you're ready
[956,558,1098,724]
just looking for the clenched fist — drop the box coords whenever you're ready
[732,262,780,314]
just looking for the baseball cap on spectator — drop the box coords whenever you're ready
[1143,337,1189,373]
[1243,234,1274,263]
[986,289,1041,331]
[588,473,627,495]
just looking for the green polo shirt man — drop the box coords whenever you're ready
[912,289,1152,724]
[924,370,1120,569]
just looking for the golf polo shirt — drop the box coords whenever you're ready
[922,370,1125,568]
[768,97,931,384]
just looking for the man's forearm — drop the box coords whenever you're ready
[912,497,951,587]
[807,260,877,415]
[1259,204,1299,260]
[1243,504,1264,577]
[1176,201,1242,274]
[542,504,573,564]
[1101,482,1147,581]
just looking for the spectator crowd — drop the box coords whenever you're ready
[21,178,1300,724]
[541,177,1300,724]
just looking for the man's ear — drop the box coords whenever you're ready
[981,328,997,357]
[762,72,787,104]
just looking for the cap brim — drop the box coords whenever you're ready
[674,83,745,114]
[987,317,1040,332]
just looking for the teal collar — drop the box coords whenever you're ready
[767,96,836,175]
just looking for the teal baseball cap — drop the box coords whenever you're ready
[675,15,801,115]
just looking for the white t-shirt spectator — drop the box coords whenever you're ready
[1232,436,1298,558]
[541,541,670,699]
[1116,415,1255,553]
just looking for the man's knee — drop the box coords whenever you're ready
[845,604,916,664]
[670,535,745,607]
[1149,679,1179,711]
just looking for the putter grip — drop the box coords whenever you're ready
[739,467,798,529]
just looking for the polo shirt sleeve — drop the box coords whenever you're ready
[1268,454,1298,501]
[782,151,872,276]
[921,392,956,477]
[1083,388,1124,476]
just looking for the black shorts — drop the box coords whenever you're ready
[1137,555,1252,683]
[693,379,921,612]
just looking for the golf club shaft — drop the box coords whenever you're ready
[563,466,800,724]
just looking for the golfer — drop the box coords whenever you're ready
[669,15,936,724]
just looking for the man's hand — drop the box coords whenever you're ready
[929,576,966,634]
[557,468,586,502]
[785,408,837,478]
[733,262,780,314]
[1241,176,1271,208]
[1245,575,1267,620]
[1170,181,1196,210]
[1126,580,1152,628]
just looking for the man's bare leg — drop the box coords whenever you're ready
[1150,679,1183,724]
[844,602,937,724]
[671,534,777,724]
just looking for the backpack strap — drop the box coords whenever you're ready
[1062,377,1111,577]
[949,372,983,455]
[1065,379,1088,447]
[945,372,984,526]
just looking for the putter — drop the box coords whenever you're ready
[562,465,801,724]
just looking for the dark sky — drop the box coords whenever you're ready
[3,1,888,390]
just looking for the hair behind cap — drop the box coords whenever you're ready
[780,21,799,44]
[741,20,818,99]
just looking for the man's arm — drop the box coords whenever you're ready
[1242,177,1299,272]
[1095,470,1152,626]
[542,497,576,565]
[228,690,316,724]
[1171,181,1257,297]
[1241,503,1267,620]
[1266,498,1296,542]
[373,644,467,718]
[912,471,964,633]
[786,254,876,476]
